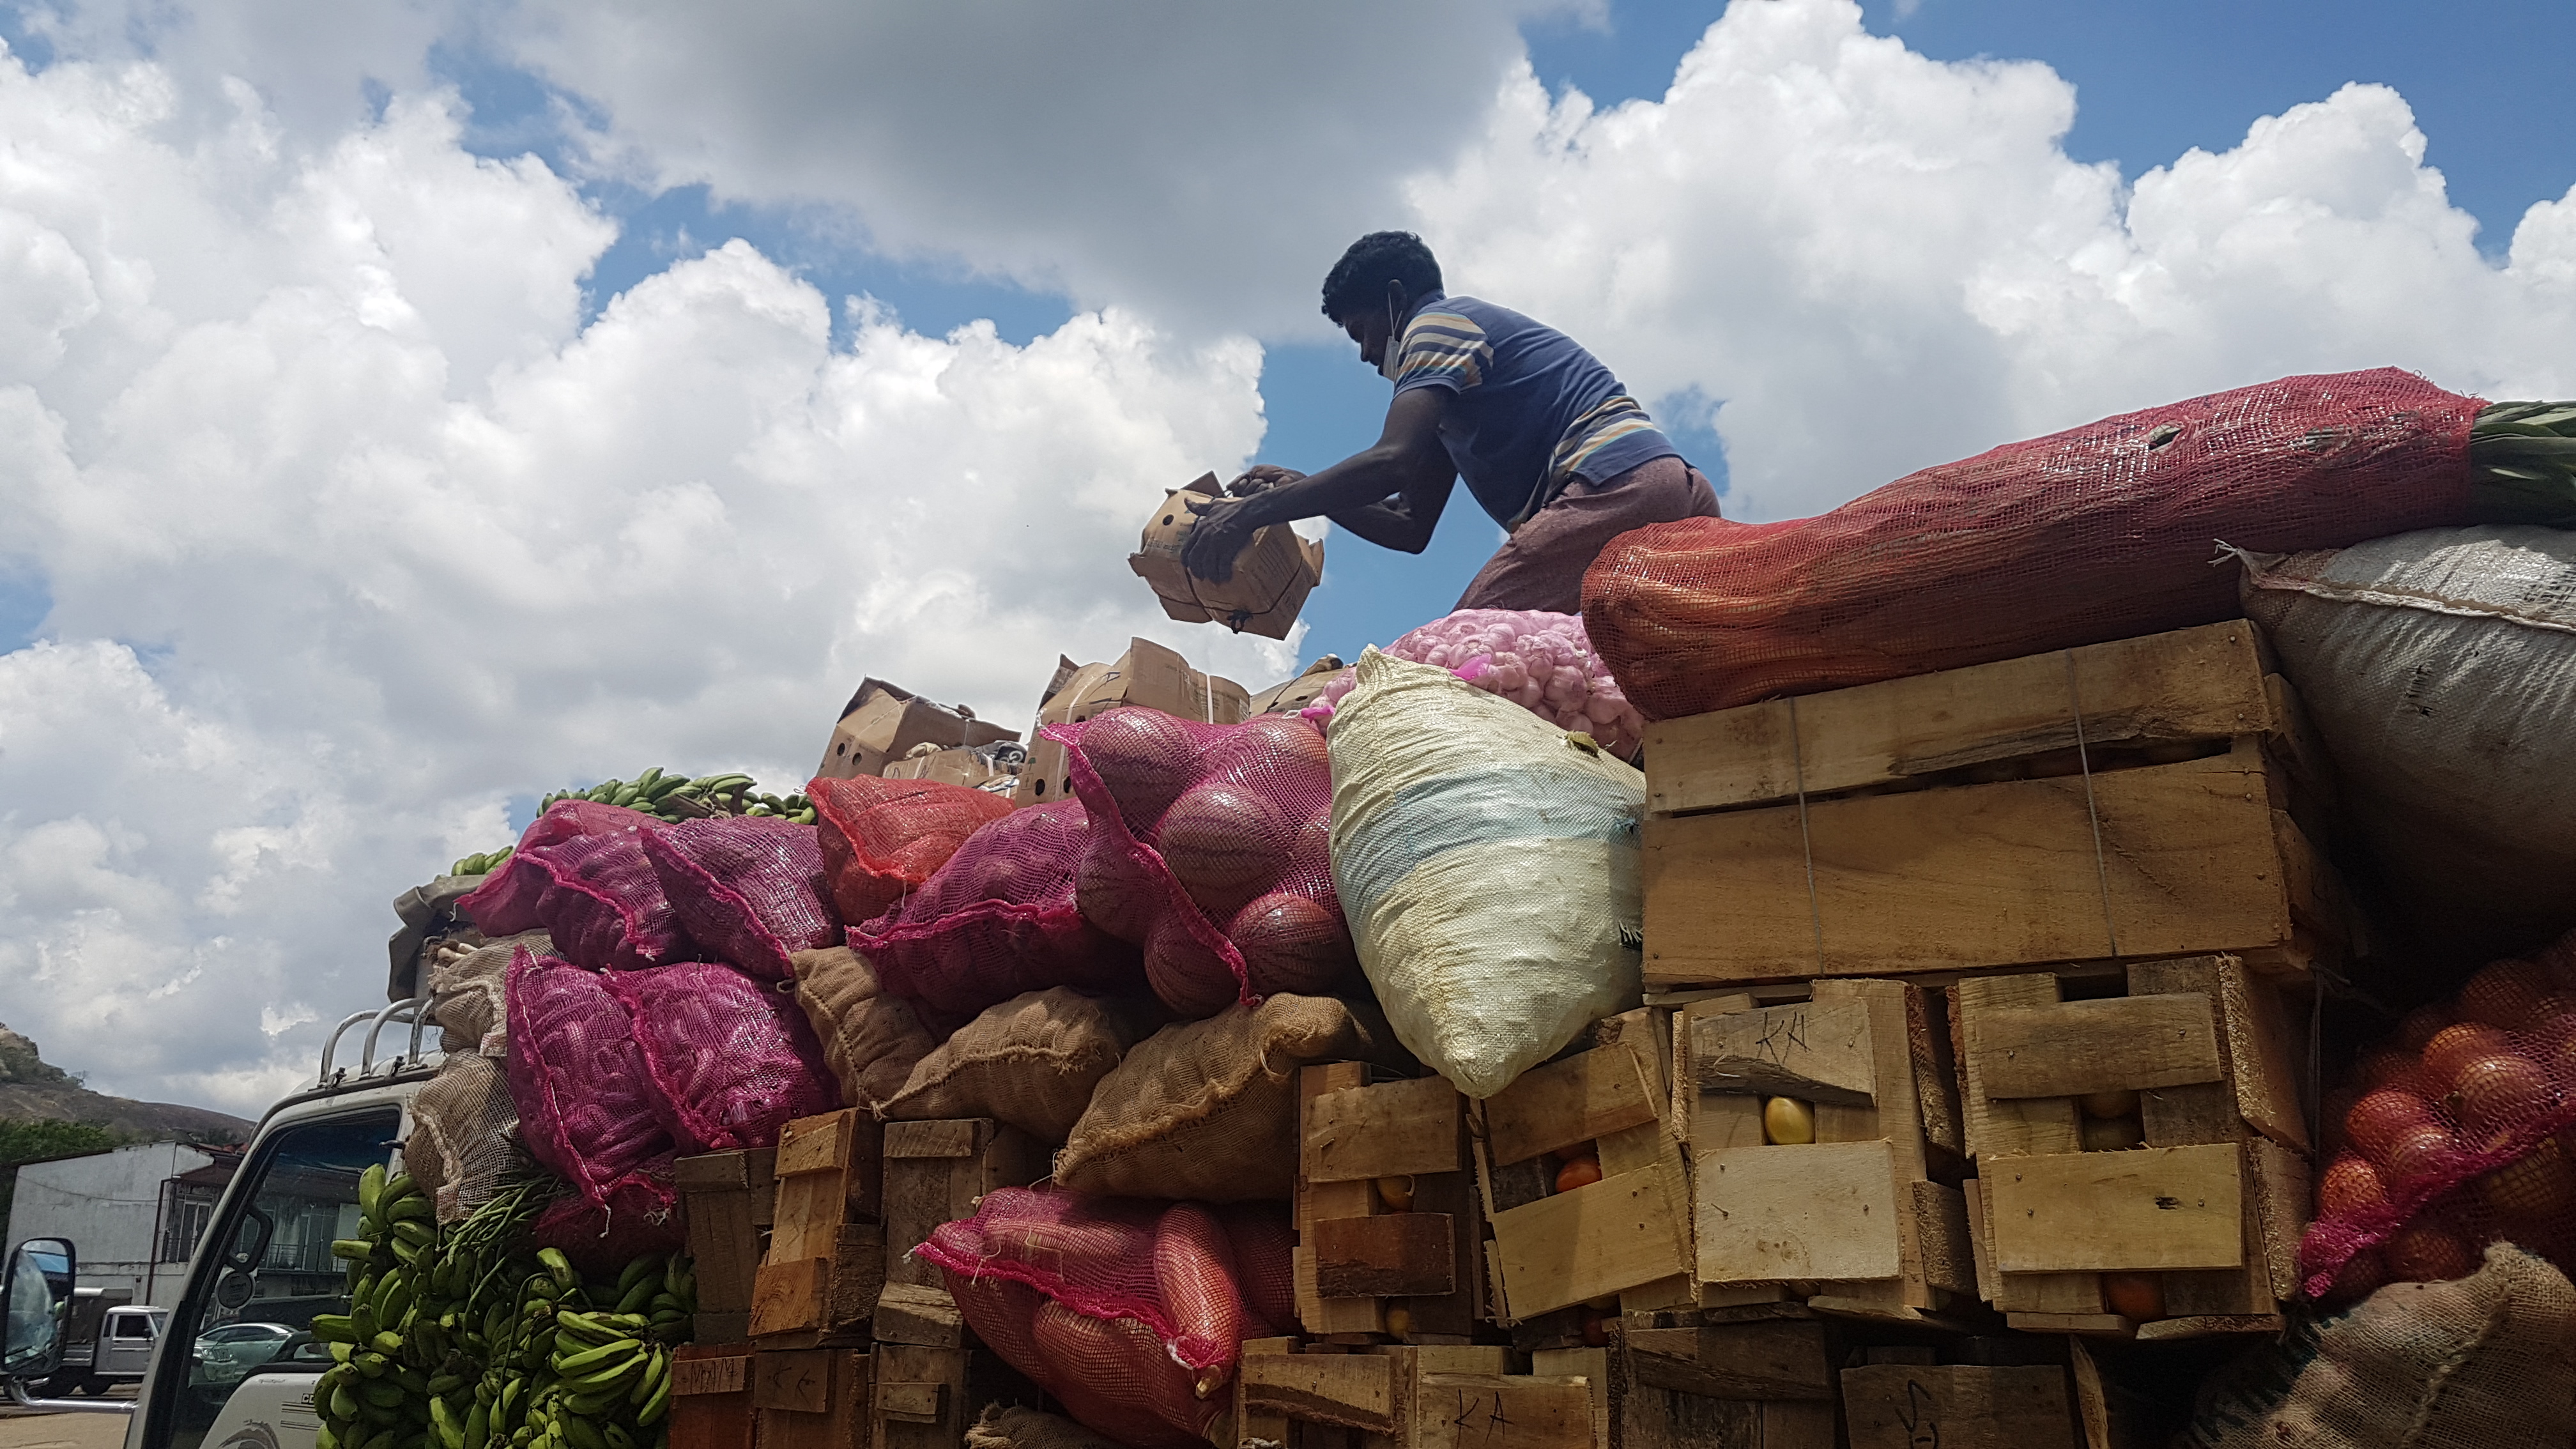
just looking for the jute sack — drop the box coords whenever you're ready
[963,1404,1123,1449]
[790,946,944,1113]
[2182,1242,2576,1448]
[1054,993,1408,1202]
[404,1052,520,1224]
[429,930,549,1054]
[882,988,1163,1144]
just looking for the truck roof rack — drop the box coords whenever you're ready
[316,997,438,1089]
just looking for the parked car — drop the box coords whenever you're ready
[188,1323,296,1388]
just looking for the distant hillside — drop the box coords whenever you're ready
[0,1022,255,1143]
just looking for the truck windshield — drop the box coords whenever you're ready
[149,1108,400,1449]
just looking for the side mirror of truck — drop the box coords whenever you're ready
[2,1238,75,1383]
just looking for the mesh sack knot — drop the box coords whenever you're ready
[640,816,839,981]
[603,960,838,1154]
[457,800,657,936]
[503,946,673,1209]
[1583,368,2485,721]
[1057,708,1354,1017]
[850,797,1142,1019]
[917,1187,1293,1448]
[809,774,1015,928]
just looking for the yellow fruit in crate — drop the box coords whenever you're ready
[1763,1097,1815,1145]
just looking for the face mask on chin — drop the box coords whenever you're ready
[1377,295,1406,382]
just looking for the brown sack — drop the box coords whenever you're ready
[881,988,1163,1144]
[963,1404,1124,1449]
[790,946,944,1112]
[2183,1243,2576,1449]
[1055,993,1408,1202]
[402,1052,519,1225]
[427,930,549,1053]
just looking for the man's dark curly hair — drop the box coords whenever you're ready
[1321,231,1443,321]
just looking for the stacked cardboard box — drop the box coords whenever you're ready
[816,678,1020,782]
[1011,638,1248,806]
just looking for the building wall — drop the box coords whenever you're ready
[7,1142,217,1308]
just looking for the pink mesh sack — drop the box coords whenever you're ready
[2301,930,2576,1303]
[1303,610,1646,757]
[1584,369,2485,721]
[640,816,838,981]
[505,946,674,1208]
[602,960,838,1154]
[459,801,656,935]
[919,1188,1291,1448]
[852,798,1142,1019]
[528,1162,685,1279]
[1057,709,1353,1018]
[809,774,1016,927]
[530,831,696,971]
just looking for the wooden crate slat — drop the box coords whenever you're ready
[1974,993,2224,1100]
[1988,1144,2246,1273]
[1695,1140,1901,1285]
[1304,1073,1464,1183]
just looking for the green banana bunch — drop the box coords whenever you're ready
[537,770,769,825]
[448,847,515,879]
[738,790,816,826]
[2471,400,2576,526]
[317,1167,434,1449]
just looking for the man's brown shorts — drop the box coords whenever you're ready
[1454,455,1722,615]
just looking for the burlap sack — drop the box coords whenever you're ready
[882,988,1163,1144]
[964,1404,1123,1449]
[403,1052,521,1224]
[1054,994,1408,1202]
[2183,1243,2576,1448]
[790,946,944,1112]
[429,930,549,1054]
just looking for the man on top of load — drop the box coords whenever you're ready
[1180,230,1720,614]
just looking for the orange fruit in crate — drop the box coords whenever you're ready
[2080,1089,2139,1120]
[1763,1096,1816,1145]
[1555,1156,1604,1193]
[2102,1273,2164,1321]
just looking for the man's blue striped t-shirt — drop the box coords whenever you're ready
[1389,292,1678,528]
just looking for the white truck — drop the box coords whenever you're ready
[5,1000,437,1449]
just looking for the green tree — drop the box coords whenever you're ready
[0,1121,130,1230]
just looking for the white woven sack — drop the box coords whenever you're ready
[2238,525,2576,958]
[1327,648,1644,1098]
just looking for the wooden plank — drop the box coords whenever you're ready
[1623,1319,1834,1400]
[1906,985,1966,1165]
[670,1352,752,1397]
[1956,976,2081,1163]
[1988,1145,2246,1273]
[1644,621,2270,815]
[1843,1364,2080,1449]
[1696,1141,1900,1285]
[1305,1075,1463,1183]
[1690,997,1878,1105]
[827,1222,884,1330]
[1486,1034,1663,1166]
[1400,1168,1486,1336]
[882,1117,982,1160]
[1300,1061,1372,1239]
[882,1119,1040,1291]
[775,1110,859,1175]
[747,1257,832,1340]
[1961,1177,2004,1307]
[750,1349,836,1413]
[1972,1172,2104,1315]
[1238,1350,1404,1434]
[1314,1214,1456,1298]
[1490,1160,1692,1317]
[1623,1385,1762,1449]
[1974,994,2223,1100]
[1232,1338,1296,1449]
[1529,1347,1616,1449]
[754,1351,866,1449]
[1413,1374,1595,1449]
[2248,1137,2312,1304]
[1825,979,1928,1181]
[870,1343,965,1449]
[1908,1180,1975,1296]
[1294,1246,1385,1336]
[2219,959,2310,1153]
[1674,995,1755,1144]
[1641,749,2294,986]
[871,1281,963,1349]
[682,1187,760,1314]
[676,1149,758,1192]
[1767,1400,1841,1449]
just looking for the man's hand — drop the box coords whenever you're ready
[1225,464,1307,498]
[1181,493,1259,583]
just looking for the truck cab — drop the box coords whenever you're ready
[4,999,436,1449]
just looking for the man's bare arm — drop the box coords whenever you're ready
[1182,388,1454,581]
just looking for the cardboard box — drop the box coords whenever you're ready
[1011,638,1248,807]
[1248,655,1347,716]
[1130,473,1325,639]
[880,744,1008,790]
[815,678,1018,782]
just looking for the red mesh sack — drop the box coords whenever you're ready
[528,1163,685,1279]
[458,801,656,934]
[1583,369,2483,720]
[640,816,838,981]
[851,799,1142,1019]
[1056,709,1353,1017]
[530,831,696,971]
[505,946,674,1208]
[2299,931,2576,1303]
[919,1187,1291,1448]
[602,960,838,1154]
[809,774,1016,927]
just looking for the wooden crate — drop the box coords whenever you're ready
[870,1343,1046,1449]
[1954,956,2313,1339]
[753,1112,887,1344]
[1295,1064,1486,1340]
[1471,1010,1696,1328]
[1619,1311,1839,1449]
[874,1117,1044,1346]
[1842,1363,2082,1449]
[1639,622,2352,988]
[1233,1341,1599,1449]
[669,1343,756,1449]
[677,1148,775,1328]
[750,1347,868,1449]
[1682,981,1975,1324]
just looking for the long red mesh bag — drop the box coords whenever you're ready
[527,832,697,972]
[809,774,1016,928]
[2300,928,2576,1303]
[850,799,1142,1019]
[504,947,673,1209]
[1583,369,2483,720]
[1057,709,1354,1017]
[458,801,656,935]
[602,960,838,1154]
[528,1163,686,1279]
[919,1188,1291,1448]
[640,816,839,981]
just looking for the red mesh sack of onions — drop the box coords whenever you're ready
[504,947,674,1209]
[916,1187,1294,1448]
[850,798,1144,1019]
[639,816,840,981]
[457,799,659,935]
[2301,930,2576,1303]
[808,774,1015,928]
[1301,609,1644,756]
[1055,708,1355,1018]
